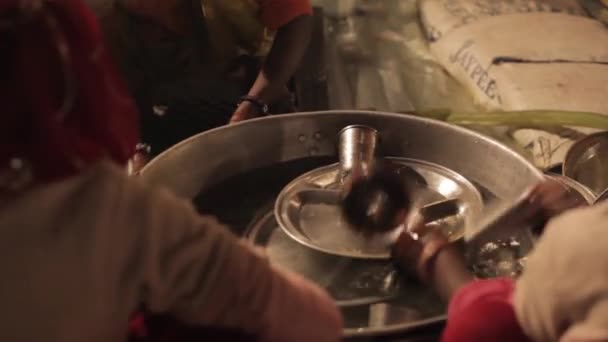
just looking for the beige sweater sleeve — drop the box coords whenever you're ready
[513,203,608,341]
[115,166,342,341]
[0,161,341,342]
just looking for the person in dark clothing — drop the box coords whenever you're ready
[94,0,313,155]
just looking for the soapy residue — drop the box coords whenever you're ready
[471,237,528,278]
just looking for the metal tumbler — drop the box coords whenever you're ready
[338,125,379,183]
[338,125,408,234]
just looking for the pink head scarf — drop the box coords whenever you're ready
[0,0,139,189]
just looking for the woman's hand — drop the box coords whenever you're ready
[520,177,589,234]
[229,14,311,124]
[229,100,262,124]
[391,229,425,278]
[529,177,588,217]
[393,211,476,301]
[229,87,296,124]
[127,143,151,176]
[392,224,449,284]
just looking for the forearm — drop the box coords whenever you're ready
[247,15,312,103]
[430,246,475,302]
[184,233,342,342]
[137,188,340,340]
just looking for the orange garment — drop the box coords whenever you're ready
[256,0,312,30]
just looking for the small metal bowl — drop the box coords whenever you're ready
[563,132,608,195]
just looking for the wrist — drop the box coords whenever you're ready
[234,101,257,116]
[415,231,450,284]
[230,101,261,124]
[237,95,269,115]
[431,245,475,301]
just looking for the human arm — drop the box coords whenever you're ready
[430,244,476,302]
[229,0,313,123]
[391,225,529,342]
[391,178,579,341]
[392,229,474,302]
[123,179,342,342]
[392,177,584,296]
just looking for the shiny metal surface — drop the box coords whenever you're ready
[140,110,543,338]
[245,210,446,337]
[563,131,608,195]
[339,125,379,181]
[141,111,542,201]
[338,126,409,236]
[275,159,483,259]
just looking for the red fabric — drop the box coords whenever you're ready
[0,0,139,184]
[256,0,312,30]
[442,279,531,342]
[129,313,148,339]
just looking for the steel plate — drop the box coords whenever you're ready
[275,159,483,259]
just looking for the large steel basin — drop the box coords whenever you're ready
[140,110,542,340]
